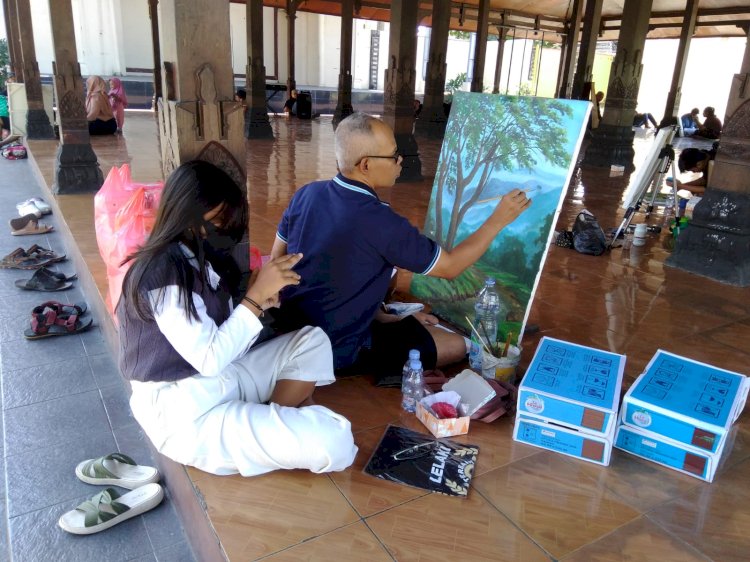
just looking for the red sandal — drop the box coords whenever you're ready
[24,302,92,339]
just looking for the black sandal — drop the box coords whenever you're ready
[14,267,76,292]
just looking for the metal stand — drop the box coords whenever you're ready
[609,127,679,249]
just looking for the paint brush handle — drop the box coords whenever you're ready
[502,332,513,357]
[464,315,492,356]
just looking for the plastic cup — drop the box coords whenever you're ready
[493,345,521,384]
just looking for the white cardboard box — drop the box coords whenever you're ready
[516,337,626,437]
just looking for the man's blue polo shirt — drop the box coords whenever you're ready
[276,174,441,369]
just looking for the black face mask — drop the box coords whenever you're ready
[202,220,237,253]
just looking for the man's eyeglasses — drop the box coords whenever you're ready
[356,151,402,166]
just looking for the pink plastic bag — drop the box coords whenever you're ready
[94,165,163,314]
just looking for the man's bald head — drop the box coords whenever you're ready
[335,113,391,174]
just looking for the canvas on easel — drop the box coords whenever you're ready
[410,91,591,345]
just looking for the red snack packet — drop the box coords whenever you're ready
[249,246,263,270]
[432,402,458,419]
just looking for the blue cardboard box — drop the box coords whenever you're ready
[620,350,748,454]
[516,337,626,437]
[614,424,738,482]
[513,415,612,466]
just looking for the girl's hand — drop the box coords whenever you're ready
[244,253,302,307]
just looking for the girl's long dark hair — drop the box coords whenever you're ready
[120,160,248,321]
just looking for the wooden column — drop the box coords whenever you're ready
[492,26,509,94]
[286,0,297,93]
[556,0,584,98]
[585,0,653,169]
[3,0,23,81]
[667,26,750,286]
[383,0,421,181]
[659,0,698,126]
[14,0,53,138]
[469,0,490,93]
[332,0,354,128]
[245,0,273,138]
[416,0,450,137]
[156,0,245,186]
[148,0,162,108]
[571,0,603,100]
[48,0,103,193]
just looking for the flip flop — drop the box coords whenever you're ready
[9,214,39,231]
[16,202,42,219]
[58,484,164,535]
[75,453,160,490]
[0,246,66,270]
[14,267,75,291]
[16,197,52,216]
[11,217,54,236]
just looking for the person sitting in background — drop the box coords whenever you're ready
[633,110,658,129]
[680,108,701,136]
[235,89,247,107]
[0,88,10,139]
[283,89,297,116]
[669,145,718,195]
[118,160,357,477]
[108,77,128,132]
[594,91,605,120]
[413,99,423,118]
[693,106,722,139]
[86,76,117,135]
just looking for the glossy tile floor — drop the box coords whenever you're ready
[25,112,750,561]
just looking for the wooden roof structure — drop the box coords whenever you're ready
[250,0,750,41]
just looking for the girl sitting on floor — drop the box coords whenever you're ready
[117,160,357,476]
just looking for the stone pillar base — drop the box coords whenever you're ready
[26,108,55,139]
[53,143,104,194]
[244,109,273,139]
[666,189,750,286]
[415,107,447,137]
[584,124,636,170]
[395,132,422,182]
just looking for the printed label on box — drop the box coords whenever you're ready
[513,416,612,466]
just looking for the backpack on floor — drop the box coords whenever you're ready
[2,142,27,160]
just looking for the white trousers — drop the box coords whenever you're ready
[129,326,358,476]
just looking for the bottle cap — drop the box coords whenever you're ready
[409,360,422,370]
[485,277,496,286]
[408,349,420,360]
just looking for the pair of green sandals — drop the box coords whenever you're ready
[58,453,163,535]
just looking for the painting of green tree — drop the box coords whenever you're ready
[411,91,590,344]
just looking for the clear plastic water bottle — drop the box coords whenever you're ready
[402,349,420,382]
[469,277,504,370]
[401,359,424,413]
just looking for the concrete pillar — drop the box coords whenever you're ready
[659,0,698,127]
[156,0,245,187]
[383,0,421,181]
[14,0,54,138]
[286,1,297,93]
[245,0,273,138]
[415,0,450,137]
[584,0,653,169]
[667,27,750,286]
[3,0,23,81]
[48,0,103,194]
[148,0,163,107]
[492,26,509,94]
[557,0,584,98]
[333,0,354,128]
[469,0,490,93]
[571,0,603,100]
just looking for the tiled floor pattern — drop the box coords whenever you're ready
[23,113,750,561]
